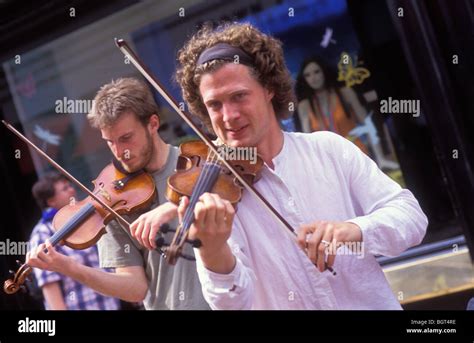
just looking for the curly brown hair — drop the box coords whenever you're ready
[175,22,295,132]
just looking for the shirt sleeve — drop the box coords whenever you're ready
[330,132,428,257]
[194,215,257,310]
[97,219,144,268]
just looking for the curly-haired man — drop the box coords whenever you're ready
[150,22,428,310]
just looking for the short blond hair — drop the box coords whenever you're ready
[175,22,295,131]
[88,77,158,128]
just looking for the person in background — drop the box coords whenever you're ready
[29,172,121,310]
[295,56,399,170]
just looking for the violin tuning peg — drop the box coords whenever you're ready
[159,224,176,234]
[16,260,22,266]
[9,269,15,275]
[185,238,202,248]
[159,247,168,258]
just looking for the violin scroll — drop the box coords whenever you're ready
[4,262,33,295]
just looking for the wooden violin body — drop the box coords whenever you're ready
[158,140,263,264]
[4,163,156,295]
[166,140,262,206]
[53,164,155,249]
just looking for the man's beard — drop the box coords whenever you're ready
[121,131,154,173]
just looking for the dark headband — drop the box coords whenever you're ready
[197,43,253,67]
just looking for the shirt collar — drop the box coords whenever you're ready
[41,207,58,223]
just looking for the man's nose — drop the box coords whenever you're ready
[115,144,127,159]
[222,103,241,122]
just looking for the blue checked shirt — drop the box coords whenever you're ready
[29,210,121,310]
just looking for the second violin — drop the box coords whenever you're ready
[2,120,156,295]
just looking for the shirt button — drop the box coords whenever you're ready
[288,197,295,207]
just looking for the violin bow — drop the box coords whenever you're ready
[114,38,297,237]
[2,120,131,229]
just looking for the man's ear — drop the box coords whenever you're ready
[265,88,275,101]
[148,114,160,132]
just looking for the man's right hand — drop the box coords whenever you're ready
[130,201,178,250]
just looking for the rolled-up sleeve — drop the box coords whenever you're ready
[98,220,144,268]
[334,134,428,257]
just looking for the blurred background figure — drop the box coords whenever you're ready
[295,56,399,171]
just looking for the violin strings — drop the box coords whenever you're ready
[183,148,221,228]
[182,148,219,227]
[179,150,216,240]
[179,147,220,243]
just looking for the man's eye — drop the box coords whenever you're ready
[209,102,220,111]
[234,93,246,100]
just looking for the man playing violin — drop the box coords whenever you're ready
[26,77,210,310]
[154,22,427,309]
[28,172,120,310]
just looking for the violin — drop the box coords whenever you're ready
[116,39,336,275]
[157,140,263,264]
[2,120,156,294]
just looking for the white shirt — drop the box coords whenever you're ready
[195,131,428,309]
